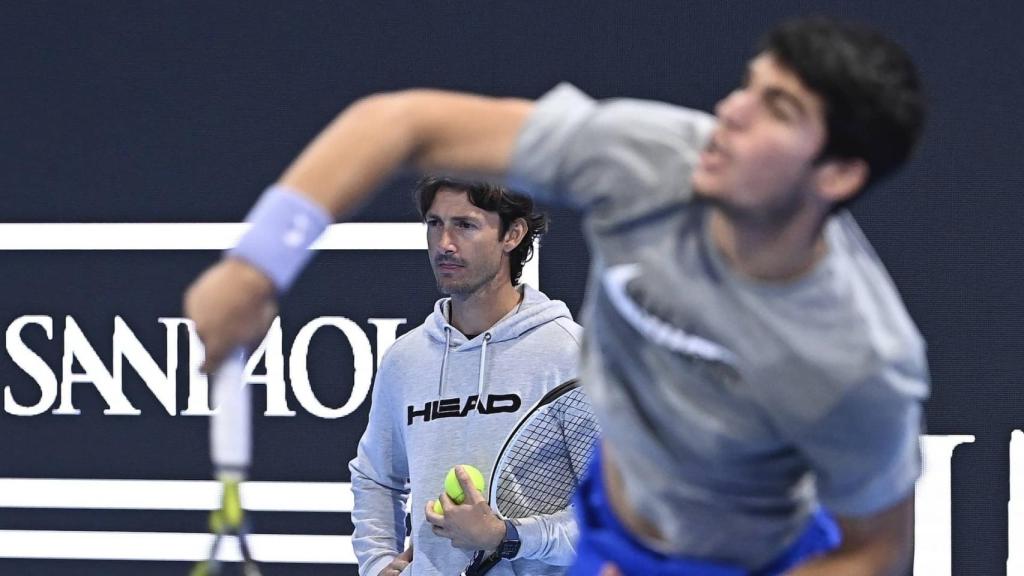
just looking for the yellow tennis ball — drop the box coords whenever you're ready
[444,465,485,504]
[433,499,444,515]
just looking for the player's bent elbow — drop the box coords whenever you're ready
[341,90,446,151]
[343,91,421,128]
[340,88,530,174]
[347,89,455,120]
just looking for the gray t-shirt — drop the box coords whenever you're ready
[507,84,929,568]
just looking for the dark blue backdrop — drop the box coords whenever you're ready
[1,1,1021,575]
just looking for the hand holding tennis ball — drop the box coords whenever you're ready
[445,465,485,503]
[432,465,485,515]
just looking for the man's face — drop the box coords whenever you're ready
[425,188,508,296]
[692,53,829,223]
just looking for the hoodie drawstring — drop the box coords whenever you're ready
[477,332,492,403]
[438,326,452,397]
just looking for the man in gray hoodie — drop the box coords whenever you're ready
[347,177,584,576]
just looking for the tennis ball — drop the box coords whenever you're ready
[444,465,485,504]
[433,499,444,515]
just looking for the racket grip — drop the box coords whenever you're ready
[211,349,252,471]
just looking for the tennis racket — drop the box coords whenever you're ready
[191,350,263,576]
[461,379,599,576]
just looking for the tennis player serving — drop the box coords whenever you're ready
[186,16,927,575]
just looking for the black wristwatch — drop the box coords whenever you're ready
[498,519,521,559]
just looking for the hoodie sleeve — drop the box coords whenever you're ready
[348,355,411,576]
[514,507,579,565]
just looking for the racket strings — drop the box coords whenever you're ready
[494,388,599,518]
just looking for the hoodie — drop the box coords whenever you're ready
[349,285,584,576]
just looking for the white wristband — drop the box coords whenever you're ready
[227,184,332,292]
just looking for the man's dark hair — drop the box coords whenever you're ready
[763,17,925,190]
[415,176,548,285]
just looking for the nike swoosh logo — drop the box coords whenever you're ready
[602,264,739,366]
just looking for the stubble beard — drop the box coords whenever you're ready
[435,260,503,298]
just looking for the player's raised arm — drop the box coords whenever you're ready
[184,90,533,372]
[280,90,534,214]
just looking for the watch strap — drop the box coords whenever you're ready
[498,519,521,559]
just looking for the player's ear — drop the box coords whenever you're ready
[813,157,868,205]
[503,218,527,253]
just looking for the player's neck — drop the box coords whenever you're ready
[708,206,828,282]
[449,275,522,337]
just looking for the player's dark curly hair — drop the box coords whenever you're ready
[415,176,547,286]
[763,17,926,190]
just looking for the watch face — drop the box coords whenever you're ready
[500,520,522,559]
[500,539,521,559]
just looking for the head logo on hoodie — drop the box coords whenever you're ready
[407,393,521,425]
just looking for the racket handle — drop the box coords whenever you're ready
[211,349,252,471]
